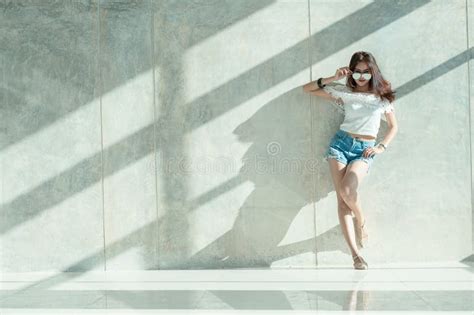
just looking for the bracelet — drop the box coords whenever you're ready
[377,143,387,150]
[317,77,326,89]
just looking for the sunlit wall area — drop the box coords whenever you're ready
[1,0,472,272]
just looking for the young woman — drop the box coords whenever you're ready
[302,51,398,270]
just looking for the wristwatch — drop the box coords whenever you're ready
[377,143,387,150]
[317,78,326,89]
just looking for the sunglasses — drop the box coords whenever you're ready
[352,71,372,80]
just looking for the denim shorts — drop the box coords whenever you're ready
[324,129,377,174]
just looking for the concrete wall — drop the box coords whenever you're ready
[470,0,474,259]
[0,0,472,272]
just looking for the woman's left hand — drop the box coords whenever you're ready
[363,145,384,158]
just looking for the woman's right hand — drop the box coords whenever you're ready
[334,67,352,80]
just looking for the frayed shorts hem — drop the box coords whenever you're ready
[324,130,376,174]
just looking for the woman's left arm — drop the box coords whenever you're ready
[378,111,398,149]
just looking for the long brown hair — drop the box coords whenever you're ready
[346,51,396,103]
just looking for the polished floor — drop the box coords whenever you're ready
[1,261,473,314]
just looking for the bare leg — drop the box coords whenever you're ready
[340,160,370,227]
[327,158,360,257]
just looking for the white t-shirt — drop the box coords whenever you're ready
[323,83,395,137]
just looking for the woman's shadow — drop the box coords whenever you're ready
[187,85,360,268]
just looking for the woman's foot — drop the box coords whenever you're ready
[353,217,368,248]
[352,254,368,270]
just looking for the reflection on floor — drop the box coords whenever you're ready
[0,262,473,314]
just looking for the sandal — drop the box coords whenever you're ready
[352,254,368,270]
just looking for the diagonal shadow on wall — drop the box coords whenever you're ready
[2,45,469,238]
[0,0,275,150]
[1,0,438,238]
[5,0,467,276]
[2,0,459,274]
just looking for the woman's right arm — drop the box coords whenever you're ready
[302,76,338,102]
[302,76,336,93]
[302,67,352,101]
